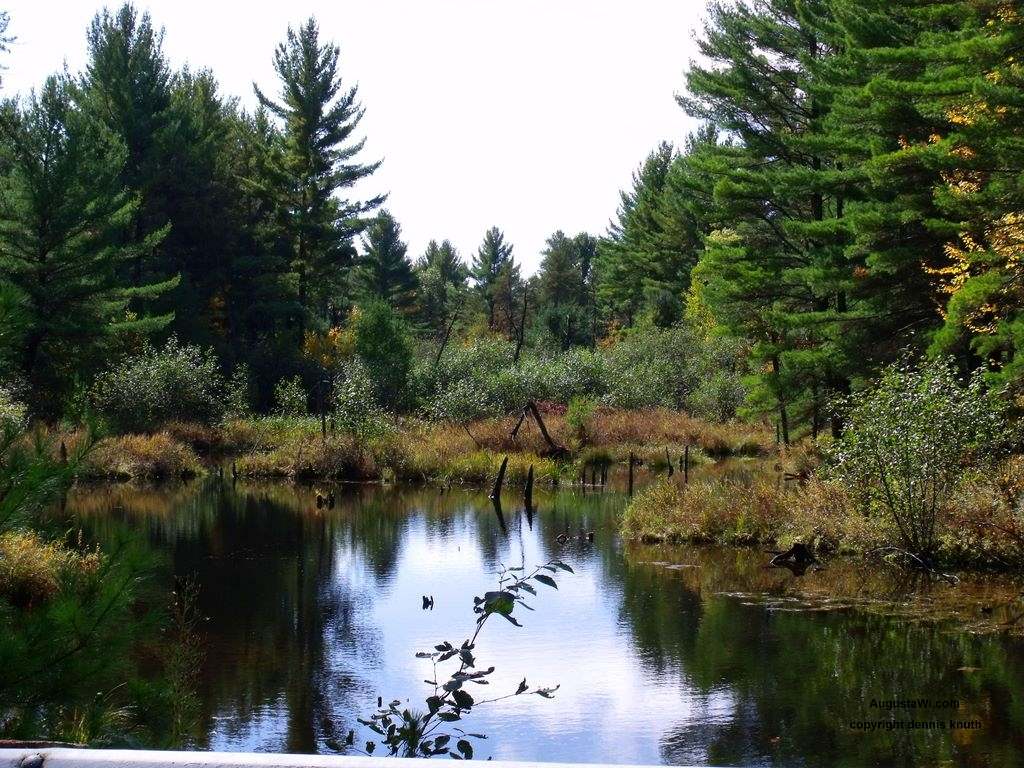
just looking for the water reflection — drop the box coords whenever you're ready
[70,480,1024,765]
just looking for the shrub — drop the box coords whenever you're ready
[418,338,525,420]
[224,364,255,419]
[92,338,225,433]
[334,358,395,442]
[603,323,700,410]
[273,375,308,417]
[565,396,597,445]
[537,348,608,404]
[353,301,413,410]
[829,357,1016,560]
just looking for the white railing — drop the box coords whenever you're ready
[1,749,674,768]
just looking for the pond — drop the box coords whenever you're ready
[69,477,1024,766]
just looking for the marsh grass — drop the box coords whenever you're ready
[82,433,203,481]
[621,453,1024,568]
[0,530,100,608]
[88,408,773,487]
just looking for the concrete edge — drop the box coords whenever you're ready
[0,749,676,768]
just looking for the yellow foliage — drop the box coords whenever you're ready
[0,531,100,608]
[302,326,353,369]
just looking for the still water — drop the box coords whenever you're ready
[70,479,1024,766]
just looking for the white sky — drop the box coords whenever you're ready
[0,1,704,274]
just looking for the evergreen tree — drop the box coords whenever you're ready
[596,142,673,328]
[536,231,598,347]
[255,17,384,335]
[683,0,859,439]
[78,3,174,288]
[354,210,416,311]
[471,227,514,330]
[901,1,1024,388]
[0,77,173,415]
[415,239,467,335]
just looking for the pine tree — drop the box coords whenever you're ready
[255,17,384,335]
[0,76,174,415]
[471,227,514,330]
[229,106,295,352]
[536,231,598,347]
[902,1,1024,388]
[596,142,673,328]
[683,0,861,438]
[415,239,467,335]
[78,3,174,288]
[353,210,417,311]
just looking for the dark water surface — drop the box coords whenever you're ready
[70,478,1024,766]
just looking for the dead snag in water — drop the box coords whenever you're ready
[628,452,635,496]
[490,455,509,500]
[525,464,534,510]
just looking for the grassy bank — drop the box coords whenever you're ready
[79,407,774,484]
[620,456,1024,569]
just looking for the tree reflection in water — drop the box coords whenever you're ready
[71,479,1024,764]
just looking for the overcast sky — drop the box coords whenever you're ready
[0,1,705,274]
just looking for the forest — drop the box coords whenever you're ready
[2,0,1024,753]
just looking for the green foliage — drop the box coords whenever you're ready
[565,396,597,445]
[354,210,417,311]
[333,358,393,442]
[829,357,1016,559]
[224,364,255,419]
[417,338,523,422]
[0,74,174,417]
[273,375,308,418]
[471,227,519,332]
[92,337,225,432]
[254,17,384,330]
[353,301,413,411]
[415,239,467,335]
[0,386,26,434]
[535,231,598,348]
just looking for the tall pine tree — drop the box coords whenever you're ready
[0,76,173,415]
[255,17,384,336]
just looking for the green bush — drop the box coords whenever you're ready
[334,358,394,442]
[417,337,526,420]
[224,364,255,419]
[92,338,225,433]
[354,301,412,410]
[273,375,308,417]
[565,396,597,445]
[829,356,1016,560]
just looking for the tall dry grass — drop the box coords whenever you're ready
[81,433,203,481]
[0,530,100,608]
